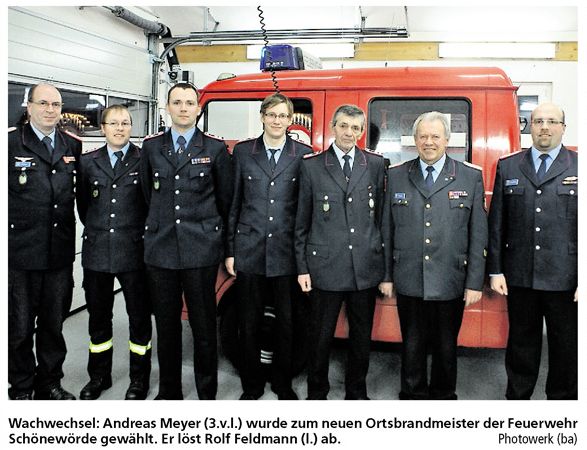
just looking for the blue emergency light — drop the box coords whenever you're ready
[260,44,322,71]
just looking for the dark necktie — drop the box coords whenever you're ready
[42,136,53,156]
[536,153,549,182]
[176,136,187,163]
[342,154,352,182]
[268,148,278,172]
[113,151,123,174]
[425,165,435,189]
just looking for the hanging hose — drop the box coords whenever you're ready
[257,6,280,93]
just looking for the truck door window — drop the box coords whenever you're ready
[368,99,470,166]
[199,99,313,151]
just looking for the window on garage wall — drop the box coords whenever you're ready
[367,98,471,166]
[198,98,313,152]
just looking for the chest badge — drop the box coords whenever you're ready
[18,171,27,185]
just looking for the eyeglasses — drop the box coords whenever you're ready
[531,119,564,126]
[264,112,291,121]
[29,100,64,109]
[103,122,132,128]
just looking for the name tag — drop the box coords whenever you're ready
[505,178,519,187]
[63,156,76,164]
[394,192,406,199]
[191,157,211,165]
[562,176,578,185]
[15,161,32,168]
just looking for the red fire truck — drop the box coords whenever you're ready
[195,65,520,364]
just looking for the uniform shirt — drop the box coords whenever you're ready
[531,145,560,173]
[29,123,56,148]
[170,127,196,153]
[263,136,285,164]
[107,143,130,167]
[332,142,355,172]
[419,154,446,184]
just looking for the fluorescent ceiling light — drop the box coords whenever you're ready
[247,43,355,59]
[439,43,556,59]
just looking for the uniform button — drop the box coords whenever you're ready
[110,213,115,218]
[175,175,180,180]
[536,207,542,213]
[292,177,296,182]
[312,251,317,256]
[324,195,329,200]
[270,181,275,186]
[425,238,431,244]
[93,181,99,185]
[424,255,430,260]
[111,199,116,203]
[349,245,353,250]
[268,233,273,238]
[155,172,159,177]
[350,228,355,233]
[570,189,575,195]
[270,199,275,204]
[459,203,464,208]
[109,228,114,233]
[53,223,58,227]
[425,203,431,209]
[10,224,14,229]
[425,222,431,227]
[269,216,273,221]
[505,243,509,248]
[535,245,541,250]
[52,169,56,174]
[145,225,149,230]
[175,190,180,195]
[200,172,205,177]
[536,227,541,232]
[176,219,181,224]
[536,189,542,195]
[112,184,117,189]
[248,175,252,180]
[175,205,180,210]
[215,226,219,231]
[348,197,353,202]
[133,180,138,184]
[54,204,58,208]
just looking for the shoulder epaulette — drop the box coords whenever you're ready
[235,137,257,145]
[462,160,483,171]
[364,147,383,157]
[303,150,324,159]
[204,131,225,142]
[143,131,164,141]
[499,150,523,160]
[389,161,404,169]
[62,129,82,142]
[82,147,100,155]
[8,126,17,133]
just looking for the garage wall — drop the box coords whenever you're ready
[7,6,152,98]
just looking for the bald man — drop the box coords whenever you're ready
[488,102,577,400]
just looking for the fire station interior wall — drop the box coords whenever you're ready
[7,6,152,98]
[182,59,578,149]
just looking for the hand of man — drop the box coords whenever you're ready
[464,289,482,307]
[225,257,236,277]
[298,274,312,292]
[574,288,578,303]
[489,274,508,296]
[379,282,393,298]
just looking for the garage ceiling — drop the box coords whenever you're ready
[144,6,577,42]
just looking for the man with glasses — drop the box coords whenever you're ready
[225,93,311,400]
[140,83,233,400]
[488,102,577,400]
[76,105,152,400]
[295,104,385,400]
[8,83,81,400]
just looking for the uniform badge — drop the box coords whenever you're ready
[154,179,160,191]
[63,156,76,164]
[92,188,99,198]
[322,195,330,213]
[394,192,406,200]
[19,172,27,185]
[448,190,468,199]
[505,178,519,187]
[562,176,578,185]
[369,198,375,209]
[191,157,211,165]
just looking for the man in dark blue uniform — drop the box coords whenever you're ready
[226,93,312,400]
[295,104,385,400]
[488,102,577,400]
[140,83,233,400]
[77,105,151,400]
[379,111,488,400]
[8,83,81,400]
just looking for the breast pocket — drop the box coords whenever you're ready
[10,165,38,192]
[504,185,525,218]
[152,167,168,192]
[190,165,212,191]
[557,184,578,218]
[315,191,339,220]
[391,196,410,226]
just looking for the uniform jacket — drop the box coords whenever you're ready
[488,146,577,291]
[382,156,488,300]
[295,145,386,291]
[77,143,147,273]
[8,124,82,271]
[227,135,312,277]
[140,129,233,270]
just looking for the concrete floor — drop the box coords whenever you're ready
[61,293,548,401]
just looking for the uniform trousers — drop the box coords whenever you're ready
[83,269,152,382]
[237,272,297,397]
[147,265,218,400]
[396,294,464,400]
[307,288,376,400]
[8,265,73,397]
[506,287,577,400]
